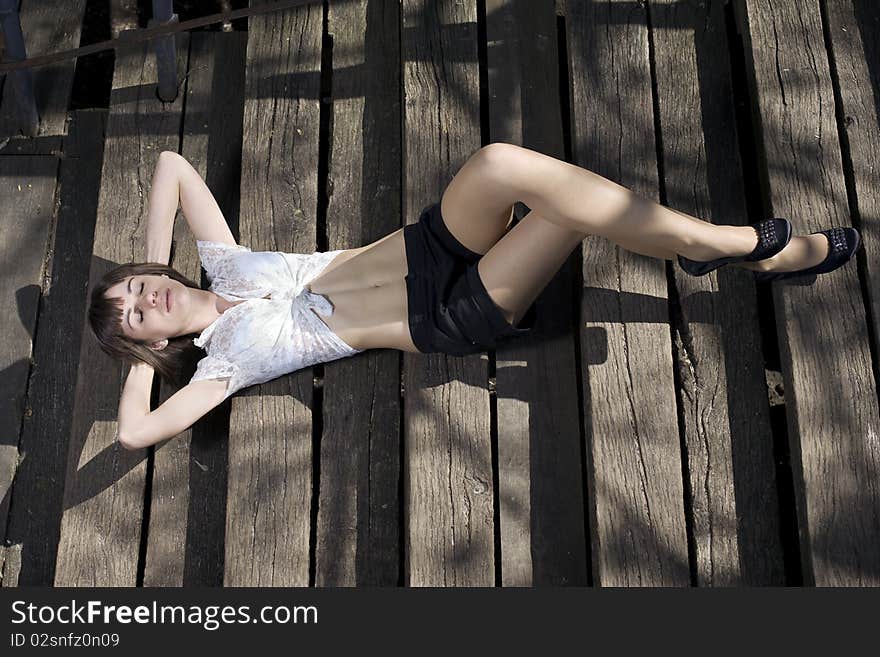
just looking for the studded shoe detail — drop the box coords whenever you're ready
[753,226,861,283]
[677,217,793,277]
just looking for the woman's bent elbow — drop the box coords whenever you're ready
[116,429,142,451]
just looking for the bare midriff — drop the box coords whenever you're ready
[303,228,419,353]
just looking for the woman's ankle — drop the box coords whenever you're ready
[679,225,757,261]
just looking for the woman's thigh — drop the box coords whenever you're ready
[477,210,587,325]
[440,147,519,255]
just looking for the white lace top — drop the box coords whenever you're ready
[189,240,363,401]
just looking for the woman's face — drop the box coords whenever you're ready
[104,274,190,347]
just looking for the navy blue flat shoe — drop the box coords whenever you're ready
[753,226,861,283]
[677,217,792,276]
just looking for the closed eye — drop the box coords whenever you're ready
[138,282,144,321]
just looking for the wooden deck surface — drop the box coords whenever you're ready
[0,0,878,587]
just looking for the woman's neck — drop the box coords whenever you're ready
[184,288,245,336]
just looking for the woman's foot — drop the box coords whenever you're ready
[747,234,830,272]
[677,219,791,276]
[739,227,861,281]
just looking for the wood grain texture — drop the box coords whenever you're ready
[224,1,323,587]
[110,0,140,38]
[650,0,784,585]
[2,109,107,587]
[143,32,246,587]
[0,155,58,584]
[0,0,86,147]
[0,544,21,586]
[737,0,880,585]
[317,0,402,587]
[485,0,588,586]
[54,36,187,586]
[824,0,880,460]
[0,0,89,582]
[402,0,494,586]
[566,0,690,586]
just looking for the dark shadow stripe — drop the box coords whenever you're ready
[556,10,593,587]
[725,0,803,586]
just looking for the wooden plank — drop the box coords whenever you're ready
[0,0,90,583]
[224,0,323,587]
[0,543,21,587]
[110,0,140,38]
[2,109,107,587]
[484,0,587,585]
[566,0,689,586]
[736,0,880,585]
[0,154,58,582]
[317,0,401,586]
[650,0,784,585]
[825,1,880,448]
[53,36,188,586]
[142,31,246,587]
[0,0,87,149]
[402,0,493,586]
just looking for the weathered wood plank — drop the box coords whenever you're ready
[566,0,690,586]
[54,36,188,586]
[143,31,246,587]
[0,154,58,582]
[824,1,880,457]
[485,0,587,586]
[0,0,90,584]
[317,0,401,586]
[402,0,494,586]
[736,0,880,585]
[0,0,86,149]
[2,109,107,587]
[650,0,784,585]
[0,544,21,587]
[110,0,139,38]
[224,1,323,587]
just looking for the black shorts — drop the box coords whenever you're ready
[404,202,537,356]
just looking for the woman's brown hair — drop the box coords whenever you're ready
[87,262,204,387]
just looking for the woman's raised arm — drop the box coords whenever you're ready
[144,151,237,264]
[116,361,157,444]
[117,367,231,450]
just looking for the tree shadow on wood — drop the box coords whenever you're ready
[651,0,787,585]
[2,110,106,586]
[845,1,880,138]
[317,0,403,587]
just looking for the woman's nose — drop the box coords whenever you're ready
[140,289,157,309]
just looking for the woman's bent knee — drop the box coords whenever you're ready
[472,142,522,170]
[467,142,530,193]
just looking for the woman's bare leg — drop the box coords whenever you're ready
[441,143,756,261]
[476,210,587,325]
[441,143,831,273]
